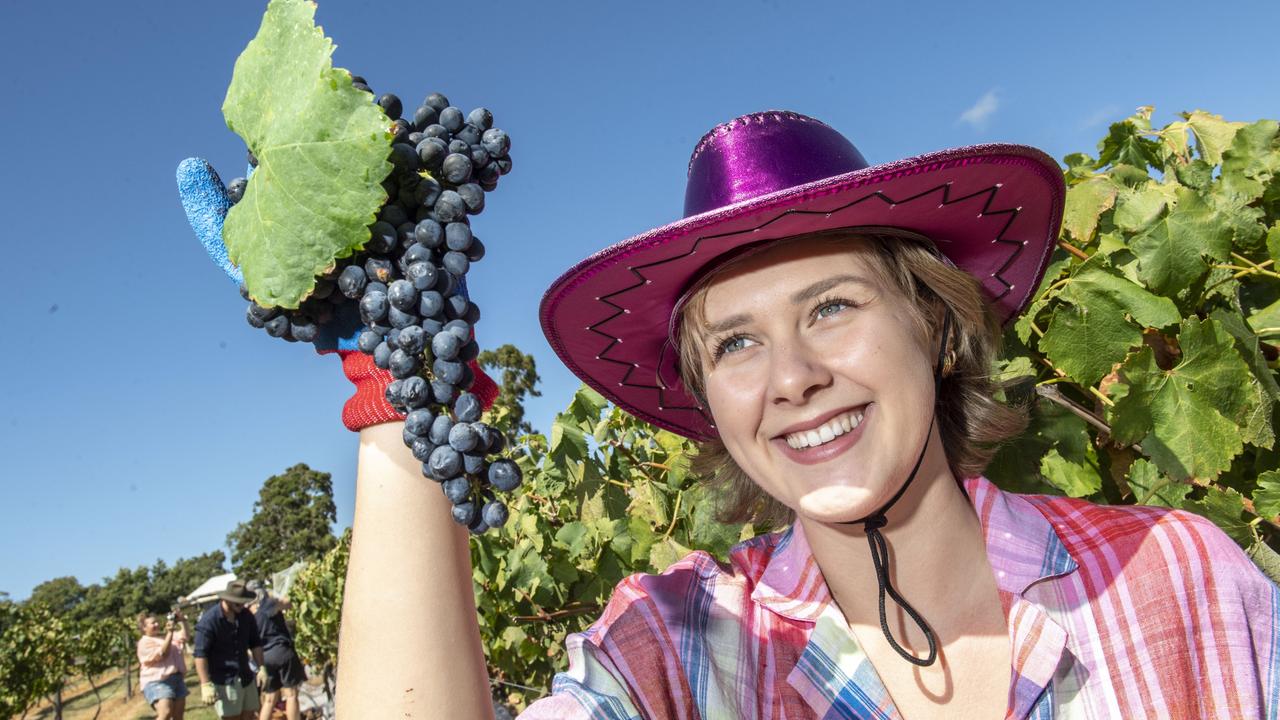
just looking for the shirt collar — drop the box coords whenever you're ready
[749,476,1079,623]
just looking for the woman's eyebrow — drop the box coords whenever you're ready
[790,274,873,304]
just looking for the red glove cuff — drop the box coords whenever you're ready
[331,351,500,432]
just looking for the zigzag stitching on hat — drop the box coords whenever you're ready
[586,180,1028,423]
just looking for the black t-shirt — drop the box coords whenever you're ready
[253,596,294,653]
[194,604,262,686]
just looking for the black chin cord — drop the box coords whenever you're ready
[839,311,951,667]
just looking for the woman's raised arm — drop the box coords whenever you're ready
[336,420,495,719]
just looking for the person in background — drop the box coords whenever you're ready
[248,580,306,720]
[137,608,192,720]
[195,579,267,720]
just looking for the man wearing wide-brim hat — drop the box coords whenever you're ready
[194,579,268,720]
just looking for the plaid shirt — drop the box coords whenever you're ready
[520,477,1280,719]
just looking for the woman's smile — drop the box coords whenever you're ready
[772,402,873,465]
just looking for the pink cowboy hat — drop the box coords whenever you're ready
[540,110,1065,442]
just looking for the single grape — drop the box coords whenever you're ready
[466,512,490,535]
[404,426,423,447]
[401,375,431,408]
[388,279,419,311]
[488,460,521,492]
[407,131,425,146]
[380,203,409,227]
[443,251,470,276]
[416,137,448,171]
[496,156,513,175]
[352,81,370,94]
[457,183,485,214]
[457,363,475,390]
[364,258,394,284]
[402,243,434,268]
[441,153,473,184]
[424,92,450,113]
[245,306,266,329]
[389,349,420,379]
[463,453,487,476]
[465,237,486,262]
[448,139,469,157]
[248,303,278,322]
[421,317,445,336]
[373,341,392,369]
[411,438,436,462]
[424,123,450,140]
[413,104,439,128]
[264,314,290,338]
[384,378,404,406]
[432,331,462,361]
[455,124,482,146]
[481,500,509,529]
[444,319,472,342]
[429,415,454,446]
[428,445,463,480]
[364,222,396,256]
[396,221,418,249]
[435,270,457,298]
[406,262,438,291]
[481,128,509,157]
[431,380,457,404]
[418,176,443,207]
[439,106,465,133]
[390,143,418,173]
[454,392,483,423]
[468,146,491,170]
[445,294,471,321]
[377,93,403,120]
[458,338,480,362]
[467,107,493,130]
[418,290,445,317]
[451,500,478,526]
[359,291,389,323]
[443,477,472,506]
[391,119,412,145]
[434,191,466,223]
[487,432,507,454]
[397,324,426,354]
[448,422,480,453]
[476,161,501,185]
[291,318,318,343]
[433,358,464,385]
[445,222,473,251]
[388,306,418,329]
[415,219,445,249]
[227,177,248,204]
[405,408,435,437]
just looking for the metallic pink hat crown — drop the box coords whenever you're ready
[541,111,1065,441]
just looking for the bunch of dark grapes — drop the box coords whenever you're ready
[231,78,520,534]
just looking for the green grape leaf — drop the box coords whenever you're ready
[1190,486,1253,545]
[1252,471,1280,519]
[1108,317,1251,481]
[1182,110,1244,166]
[1096,110,1161,170]
[1113,183,1175,234]
[648,537,693,573]
[221,0,392,308]
[1062,177,1118,245]
[1248,297,1280,339]
[1059,263,1181,330]
[1246,540,1280,586]
[1040,301,1140,386]
[1129,188,1233,297]
[1267,224,1280,267]
[1126,458,1190,508]
[1209,308,1279,449]
[1039,447,1102,498]
[1218,120,1280,204]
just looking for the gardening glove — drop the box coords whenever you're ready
[177,158,497,430]
[256,665,270,690]
[200,682,217,705]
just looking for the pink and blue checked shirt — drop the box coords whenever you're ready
[520,477,1280,719]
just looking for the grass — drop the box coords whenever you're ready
[21,668,221,720]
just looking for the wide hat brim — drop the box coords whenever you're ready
[218,586,257,604]
[540,142,1064,442]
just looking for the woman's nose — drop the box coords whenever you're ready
[767,338,832,406]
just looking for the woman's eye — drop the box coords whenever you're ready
[715,335,754,359]
[816,300,848,318]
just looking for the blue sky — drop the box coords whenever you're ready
[2,0,1276,600]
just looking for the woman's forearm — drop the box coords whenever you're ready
[336,421,494,719]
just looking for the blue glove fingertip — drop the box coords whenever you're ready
[177,158,243,285]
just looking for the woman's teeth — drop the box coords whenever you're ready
[784,409,865,449]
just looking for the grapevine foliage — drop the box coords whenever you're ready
[987,107,1280,563]
[472,385,759,708]
[290,527,351,694]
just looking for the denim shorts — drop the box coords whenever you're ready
[142,672,189,705]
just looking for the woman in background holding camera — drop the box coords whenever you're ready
[137,608,192,720]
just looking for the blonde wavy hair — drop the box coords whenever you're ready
[676,229,1028,530]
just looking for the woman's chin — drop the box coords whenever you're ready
[795,485,878,523]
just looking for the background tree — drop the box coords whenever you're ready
[78,618,129,720]
[27,576,86,617]
[150,550,227,608]
[479,344,543,436]
[289,528,350,699]
[227,463,337,581]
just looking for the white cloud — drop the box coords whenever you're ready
[958,89,1000,128]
